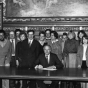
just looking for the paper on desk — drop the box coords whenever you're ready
[39,68,57,71]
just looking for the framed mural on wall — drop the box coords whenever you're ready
[3,0,88,23]
[6,0,88,17]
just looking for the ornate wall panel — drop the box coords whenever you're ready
[0,0,88,31]
[3,26,88,32]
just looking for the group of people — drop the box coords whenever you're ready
[0,28,88,88]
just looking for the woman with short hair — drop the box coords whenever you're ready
[48,30,62,61]
[63,30,79,68]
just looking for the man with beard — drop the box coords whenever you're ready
[0,30,11,66]
[0,30,11,88]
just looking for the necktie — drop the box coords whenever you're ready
[45,55,49,64]
[11,39,15,55]
[29,40,31,47]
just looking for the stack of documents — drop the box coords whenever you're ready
[39,68,57,71]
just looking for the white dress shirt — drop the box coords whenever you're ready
[82,44,88,61]
[10,39,15,56]
[28,39,33,45]
[51,39,58,44]
[45,54,50,64]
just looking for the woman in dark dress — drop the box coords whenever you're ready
[16,31,27,66]
[63,30,79,68]
[15,31,27,88]
[77,30,87,45]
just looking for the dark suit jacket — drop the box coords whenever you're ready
[16,41,22,61]
[39,42,47,55]
[18,39,41,68]
[35,53,63,69]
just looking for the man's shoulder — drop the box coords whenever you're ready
[22,39,40,45]
[50,53,57,57]
[50,53,59,60]
[22,39,28,43]
[33,39,41,46]
[39,53,45,56]
[17,41,22,46]
[33,39,39,43]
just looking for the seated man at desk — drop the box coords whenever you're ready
[35,44,63,88]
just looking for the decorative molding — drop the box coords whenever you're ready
[3,26,88,32]
[3,0,88,24]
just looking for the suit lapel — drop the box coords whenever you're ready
[23,39,30,49]
[28,39,34,48]
[26,39,32,48]
[49,53,54,64]
[26,39,29,47]
[49,53,51,64]
[30,39,34,47]
[44,54,49,64]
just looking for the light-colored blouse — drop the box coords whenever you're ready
[0,39,11,66]
[49,39,62,61]
[82,44,87,61]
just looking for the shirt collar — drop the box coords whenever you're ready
[83,44,88,47]
[10,39,15,42]
[52,39,58,43]
[46,37,51,40]
[39,40,45,45]
[17,37,20,41]
[45,54,50,58]
[28,39,33,43]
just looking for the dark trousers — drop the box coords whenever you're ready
[22,79,36,88]
[10,56,20,88]
[0,79,2,88]
[10,56,16,67]
[81,61,87,69]
[37,80,58,88]
[9,79,20,88]
[10,56,16,88]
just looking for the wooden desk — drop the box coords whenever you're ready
[0,67,88,82]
